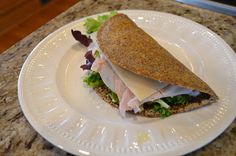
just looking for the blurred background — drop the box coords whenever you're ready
[0,0,78,54]
[0,0,235,54]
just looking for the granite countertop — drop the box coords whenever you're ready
[0,0,235,155]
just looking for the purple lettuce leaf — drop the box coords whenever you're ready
[71,29,92,47]
[80,50,95,70]
[84,50,95,63]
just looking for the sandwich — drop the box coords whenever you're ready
[71,12,218,118]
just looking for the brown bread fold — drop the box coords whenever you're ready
[97,14,217,98]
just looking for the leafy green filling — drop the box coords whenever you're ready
[94,50,100,58]
[108,91,119,103]
[152,103,172,118]
[83,71,104,88]
[162,94,193,105]
[83,70,119,103]
[151,94,194,118]
[84,11,118,34]
[83,71,195,118]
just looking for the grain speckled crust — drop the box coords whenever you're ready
[94,86,216,118]
[97,14,218,98]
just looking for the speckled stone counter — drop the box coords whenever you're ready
[0,0,235,155]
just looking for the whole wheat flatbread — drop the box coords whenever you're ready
[97,14,217,99]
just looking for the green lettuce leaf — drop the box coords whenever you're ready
[94,50,100,58]
[151,94,195,118]
[84,11,118,34]
[84,18,101,34]
[162,94,193,105]
[152,103,172,118]
[83,71,104,88]
[108,91,119,103]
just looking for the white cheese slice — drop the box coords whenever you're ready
[109,63,167,101]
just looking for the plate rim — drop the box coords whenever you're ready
[18,9,236,156]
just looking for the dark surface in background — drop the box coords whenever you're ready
[40,0,51,5]
[210,0,236,6]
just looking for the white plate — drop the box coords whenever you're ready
[18,10,236,156]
